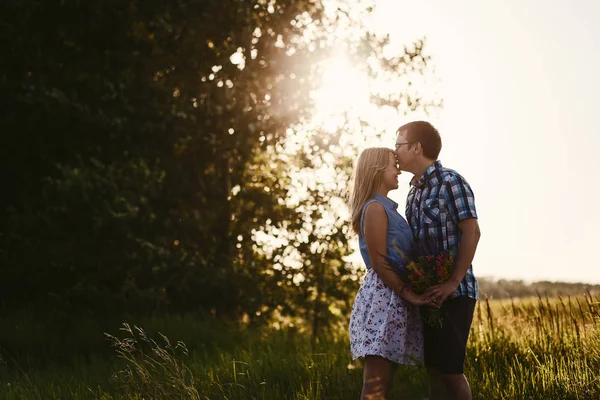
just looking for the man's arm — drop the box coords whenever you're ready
[426,173,480,302]
[448,218,481,287]
[425,218,481,302]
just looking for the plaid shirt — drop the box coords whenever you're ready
[405,161,479,300]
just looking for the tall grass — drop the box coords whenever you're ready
[105,323,200,400]
[0,293,598,399]
[468,293,600,399]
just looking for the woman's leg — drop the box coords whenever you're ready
[361,355,396,400]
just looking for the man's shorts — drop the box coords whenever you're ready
[422,295,476,374]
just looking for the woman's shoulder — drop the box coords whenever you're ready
[362,199,385,218]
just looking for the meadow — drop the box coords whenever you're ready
[1,293,598,400]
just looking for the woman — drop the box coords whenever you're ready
[348,147,434,399]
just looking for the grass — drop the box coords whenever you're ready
[467,294,600,399]
[0,293,598,399]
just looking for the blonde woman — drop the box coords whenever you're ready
[348,147,434,399]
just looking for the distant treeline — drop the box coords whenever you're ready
[478,277,600,299]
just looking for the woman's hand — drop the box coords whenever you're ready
[401,289,438,307]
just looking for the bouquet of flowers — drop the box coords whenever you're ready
[389,243,457,327]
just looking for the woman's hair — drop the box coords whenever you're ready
[348,147,393,235]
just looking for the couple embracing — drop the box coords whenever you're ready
[348,121,481,400]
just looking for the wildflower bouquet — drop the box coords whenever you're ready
[389,245,457,327]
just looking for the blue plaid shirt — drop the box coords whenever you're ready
[406,161,479,300]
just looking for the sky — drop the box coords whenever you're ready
[360,0,600,283]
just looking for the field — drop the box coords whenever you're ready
[1,293,598,400]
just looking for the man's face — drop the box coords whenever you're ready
[395,129,413,171]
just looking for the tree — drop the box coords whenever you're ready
[0,0,436,330]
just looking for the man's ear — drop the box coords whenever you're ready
[414,142,423,155]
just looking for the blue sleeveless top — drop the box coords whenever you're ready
[359,193,413,270]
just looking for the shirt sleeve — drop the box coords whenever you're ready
[405,188,416,226]
[443,173,477,223]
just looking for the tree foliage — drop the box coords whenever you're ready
[0,0,433,333]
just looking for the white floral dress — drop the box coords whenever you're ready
[349,194,424,365]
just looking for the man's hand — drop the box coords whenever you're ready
[425,279,460,305]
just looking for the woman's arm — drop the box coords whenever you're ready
[363,202,434,305]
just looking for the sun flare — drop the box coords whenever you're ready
[310,54,371,132]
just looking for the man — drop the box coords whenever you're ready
[395,121,481,400]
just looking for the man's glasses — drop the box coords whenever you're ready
[395,141,414,150]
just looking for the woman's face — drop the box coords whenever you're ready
[381,152,400,191]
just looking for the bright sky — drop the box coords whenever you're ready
[362,0,600,284]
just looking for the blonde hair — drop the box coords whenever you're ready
[348,147,394,235]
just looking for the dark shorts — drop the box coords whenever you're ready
[422,296,476,374]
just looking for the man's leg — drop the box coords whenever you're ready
[362,355,396,400]
[424,297,476,400]
[422,308,446,400]
[426,367,446,400]
[439,373,471,400]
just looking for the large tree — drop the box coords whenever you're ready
[0,0,435,327]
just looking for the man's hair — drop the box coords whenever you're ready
[397,121,442,160]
